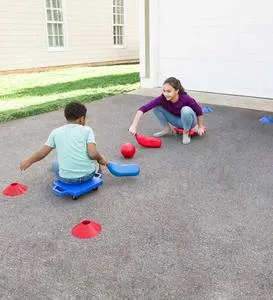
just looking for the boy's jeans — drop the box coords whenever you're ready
[51,160,95,184]
[153,106,197,131]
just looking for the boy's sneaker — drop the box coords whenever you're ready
[182,132,191,144]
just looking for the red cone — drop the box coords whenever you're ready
[71,219,102,239]
[2,182,28,196]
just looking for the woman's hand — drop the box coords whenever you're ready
[128,125,137,136]
[197,126,206,136]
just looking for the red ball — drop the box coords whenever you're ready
[120,143,136,158]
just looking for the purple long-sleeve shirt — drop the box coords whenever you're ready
[138,92,203,117]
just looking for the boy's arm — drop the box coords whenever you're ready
[87,143,108,165]
[20,145,54,171]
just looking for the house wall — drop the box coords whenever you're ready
[0,0,139,71]
[140,0,273,99]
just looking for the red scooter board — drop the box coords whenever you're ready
[174,127,207,136]
[135,133,162,148]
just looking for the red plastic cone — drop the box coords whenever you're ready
[71,219,102,239]
[2,182,28,196]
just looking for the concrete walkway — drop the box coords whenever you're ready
[129,88,273,112]
[0,93,273,299]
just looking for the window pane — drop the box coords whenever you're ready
[53,10,58,21]
[113,36,116,44]
[46,0,51,8]
[117,14,124,24]
[56,0,62,8]
[115,6,122,14]
[59,10,63,21]
[53,23,58,35]
[59,36,64,47]
[47,23,53,35]
[48,36,54,47]
[53,9,62,21]
[52,0,57,8]
[47,9,52,21]
[58,24,63,35]
[54,35,59,47]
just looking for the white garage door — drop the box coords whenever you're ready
[156,0,273,98]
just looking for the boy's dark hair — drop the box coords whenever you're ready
[163,77,185,94]
[64,102,87,120]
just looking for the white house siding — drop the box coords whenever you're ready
[141,0,273,99]
[0,0,139,71]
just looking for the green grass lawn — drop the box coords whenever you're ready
[0,64,140,123]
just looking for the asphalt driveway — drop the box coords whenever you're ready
[1,94,273,300]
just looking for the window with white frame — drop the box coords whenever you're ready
[113,0,124,46]
[46,0,64,48]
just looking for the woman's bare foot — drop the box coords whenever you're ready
[192,124,198,132]
[182,131,191,144]
[153,125,173,137]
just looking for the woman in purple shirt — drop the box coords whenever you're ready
[129,77,206,144]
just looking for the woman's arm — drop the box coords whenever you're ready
[129,95,163,135]
[197,115,206,135]
[184,94,205,133]
[197,115,204,127]
[128,110,143,135]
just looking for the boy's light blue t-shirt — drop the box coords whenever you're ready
[46,124,96,179]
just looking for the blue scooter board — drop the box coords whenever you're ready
[52,173,103,200]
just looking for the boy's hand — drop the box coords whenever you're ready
[97,156,108,166]
[20,160,32,171]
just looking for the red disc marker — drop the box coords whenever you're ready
[71,219,102,239]
[2,182,28,196]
